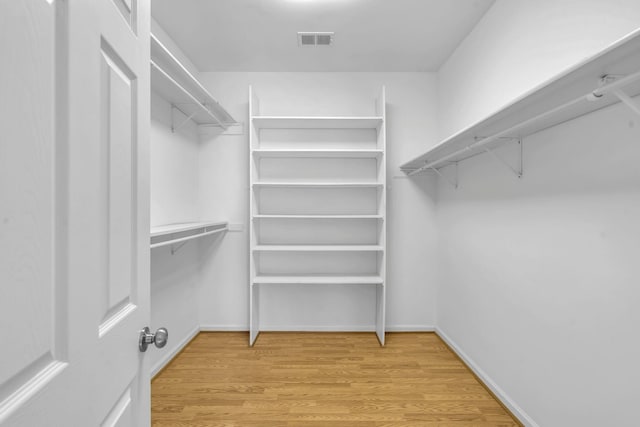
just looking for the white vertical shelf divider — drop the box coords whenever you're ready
[249,86,260,346]
[248,86,387,346]
[376,87,387,346]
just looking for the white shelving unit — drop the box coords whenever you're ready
[150,32,236,131]
[249,86,387,346]
[150,221,228,253]
[400,29,640,178]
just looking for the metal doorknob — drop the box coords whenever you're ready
[139,327,169,352]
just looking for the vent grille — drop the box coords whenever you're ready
[316,34,332,46]
[298,32,334,47]
[300,34,316,46]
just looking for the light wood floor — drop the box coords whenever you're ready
[152,332,521,426]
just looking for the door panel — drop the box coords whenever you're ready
[95,0,150,425]
[0,1,69,422]
[110,0,137,33]
[99,40,136,332]
[0,0,150,425]
[100,387,133,427]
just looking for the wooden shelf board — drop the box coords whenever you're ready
[252,149,383,159]
[150,221,228,249]
[253,275,383,285]
[150,33,235,124]
[253,245,384,252]
[253,214,383,219]
[253,182,383,188]
[252,116,383,129]
[150,61,224,126]
[150,221,228,238]
[400,28,640,172]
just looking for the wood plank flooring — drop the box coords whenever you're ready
[152,332,521,426]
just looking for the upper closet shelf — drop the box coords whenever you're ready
[150,33,236,129]
[401,29,640,176]
[252,116,383,130]
[150,221,228,252]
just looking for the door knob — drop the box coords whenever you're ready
[139,327,169,352]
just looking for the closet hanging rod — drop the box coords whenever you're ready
[150,226,228,250]
[590,69,640,98]
[406,69,640,176]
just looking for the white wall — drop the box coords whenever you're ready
[437,101,640,427]
[149,82,201,373]
[149,243,200,375]
[435,1,640,425]
[196,72,439,331]
[437,0,640,139]
[150,92,200,227]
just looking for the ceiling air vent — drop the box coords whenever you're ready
[298,32,334,47]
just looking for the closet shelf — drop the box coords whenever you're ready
[253,275,384,285]
[252,182,383,188]
[400,28,640,175]
[150,33,236,128]
[249,86,387,347]
[253,245,383,252]
[253,214,383,219]
[252,149,384,159]
[252,116,383,130]
[150,221,228,249]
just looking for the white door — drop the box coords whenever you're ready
[0,0,152,425]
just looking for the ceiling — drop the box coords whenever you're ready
[151,0,495,72]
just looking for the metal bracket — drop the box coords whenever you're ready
[429,162,458,189]
[476,137,523,178]
[171,105,198,133]
[612,89,640,118]
[599,74,625,87]
[202,102,225,128]
[592,75,640,117]
[170,241,189,255]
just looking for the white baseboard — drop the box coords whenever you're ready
[199,324,248,331]
[150,325,200,379]
[386,325,435,332]
[260,325,376,332]
[199,324,435,332]
[435,327,538,427]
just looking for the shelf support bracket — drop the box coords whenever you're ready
[171,105,198,133]
[477,137,523,178]
[203,102,225,128]
[612,89,640,118]
[170,240,189,255]
[429,162,458,189]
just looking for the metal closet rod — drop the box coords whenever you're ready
[150,226,228,250]
[407,69,640,176]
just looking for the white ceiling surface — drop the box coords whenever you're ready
[151,0,495,72]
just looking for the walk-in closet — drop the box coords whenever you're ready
[4,1,640,426]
